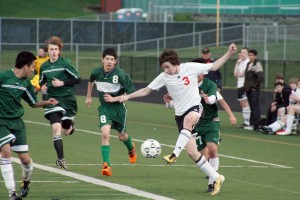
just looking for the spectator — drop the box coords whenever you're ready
[233,48,251,128]
[192,47,222,91]
[265,74,291,126]
[275,78,300,135]
[243,49,264,131]
[262,78,298,134]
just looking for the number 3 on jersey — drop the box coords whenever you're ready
[182,76,190,85]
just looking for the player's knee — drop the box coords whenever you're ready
[62,119,72,129]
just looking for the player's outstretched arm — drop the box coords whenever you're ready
[211,43,237,71]
[218,98,237,125]
[120,87,153,102]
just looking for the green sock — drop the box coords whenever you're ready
[101,145,110,166]
[123,135,134,151]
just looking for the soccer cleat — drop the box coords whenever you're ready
[20,179,30,197]
[56,158,67,169]
[9,191,22,200]
[101,162,112,176]
[261,126,275,135]
[276,130,291,136]
[206,184,214,193]
[128,142,137,164]
[163,153,177,164]
[211,175,225,196]
[244,125,254,131]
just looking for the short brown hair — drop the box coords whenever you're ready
[45,36,63,52]
[274,74,284,80]
[289,77,299,84]
[159,49,181,66]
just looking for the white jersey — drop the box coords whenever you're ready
[216,91,223,101]
[148,62,213,116]
[236,58,249,88]
[291,88,300,105]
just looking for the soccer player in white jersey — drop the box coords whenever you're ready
[117,43,237,195]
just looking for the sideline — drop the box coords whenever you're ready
[11,157,174,200]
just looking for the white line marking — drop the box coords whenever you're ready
[11,157,174,200]
[25,120,293,169]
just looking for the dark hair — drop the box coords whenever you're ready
[102,48,117,59]
[274,82,284,87]
[159,49,181,66]
[15,51,36,69]
[248,49,258,55]
[274,74,284,80]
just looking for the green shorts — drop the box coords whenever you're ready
[0,117,28,153]
[98,103,127,133]
[44,95,77,120]
[195,121,220,151]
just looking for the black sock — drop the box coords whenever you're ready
[53,136,64,159]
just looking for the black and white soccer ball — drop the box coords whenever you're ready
[140,139,161,158]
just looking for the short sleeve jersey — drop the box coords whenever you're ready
[39,57,80,98]
[148,62,213,116]
[236,58,249,88]
[89,66,135,106]
[0,70,37,118]
[198,78,218,123]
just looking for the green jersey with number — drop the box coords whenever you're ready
[39,57,80,98]
[0,70,37,118]
[89,66,135,106]
[197,78,218,124]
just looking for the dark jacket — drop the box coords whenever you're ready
[274,84,291,109]
[191,57,222,89]
[244,59,264,92]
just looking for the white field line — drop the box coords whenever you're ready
[24,120,293,169]
[11,157,174,200]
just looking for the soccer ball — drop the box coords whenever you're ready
[140,139,161,158]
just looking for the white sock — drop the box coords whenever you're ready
[173,129,192,157]
[208,157,219,184]
[269,121,283,132]
[1,158,16,194]
[242,107,251,125]
[286,115,295,133]
[196,155,219,181]
[21,159,33,181]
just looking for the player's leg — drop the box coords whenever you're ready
[48,112,67,169]
[279,105,300,135]
[61,96,77,136]
[186,138,224,196]
[18,153,33,198]
[238,87,251,127]
[164,107,201,162]
[101,124,112,176]
[115,105,136,164]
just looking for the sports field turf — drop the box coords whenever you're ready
[1,95,299,199]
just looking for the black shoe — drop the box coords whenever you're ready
[261,126,275,134]
[237,123,248,128]
[206,184,214,193]
[10,191,22,200]
[20,179,30,197]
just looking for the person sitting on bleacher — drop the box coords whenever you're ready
[262,78,299,135]
[276,78,300,135]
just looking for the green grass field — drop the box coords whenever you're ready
[1,95,299,199]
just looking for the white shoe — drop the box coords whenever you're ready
[276,130,291,136]
[244,126,254,130]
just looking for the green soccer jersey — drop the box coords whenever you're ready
[39,57,80,98]
[197,78,218,124]
[0,69,37,118]
[89,66,135,105]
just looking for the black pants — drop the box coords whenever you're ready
[246,89,261,129]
